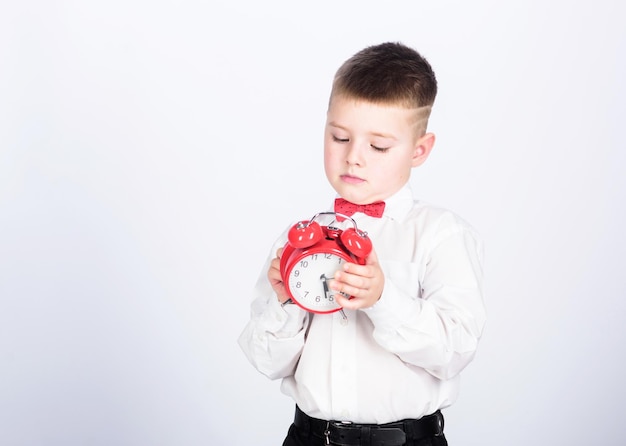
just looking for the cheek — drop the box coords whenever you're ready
[323,147,339,169]
[377,157,411,182]
[323,149,335,176]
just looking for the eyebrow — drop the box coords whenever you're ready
[327,122,397,140]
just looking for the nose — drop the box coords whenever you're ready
[345,141,364,166]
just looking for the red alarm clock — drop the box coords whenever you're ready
[279,212,372,314]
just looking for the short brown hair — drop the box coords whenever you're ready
[330,42,438,109]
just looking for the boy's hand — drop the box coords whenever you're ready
[268,248,291,304]
[331,248,384,310]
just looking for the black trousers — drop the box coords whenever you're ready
[282,407,449,446]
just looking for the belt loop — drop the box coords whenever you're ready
[361,426,371,446]
[403,419,415,441]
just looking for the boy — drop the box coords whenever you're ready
[238,42,486,446]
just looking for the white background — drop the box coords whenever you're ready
[1,1,625,445]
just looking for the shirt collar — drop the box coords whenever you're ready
[379,184,414,221]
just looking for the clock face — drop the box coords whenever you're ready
[286,251,348,313]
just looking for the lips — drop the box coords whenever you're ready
[340,174,365,184]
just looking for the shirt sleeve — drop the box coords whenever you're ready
[237,242,310,380]
[364,216,486,380]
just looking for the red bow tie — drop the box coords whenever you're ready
[334,198,386,218]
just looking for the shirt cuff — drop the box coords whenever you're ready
[263,295,308,337]
[362,279,422,329]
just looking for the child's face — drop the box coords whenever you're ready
[324,96,433,205]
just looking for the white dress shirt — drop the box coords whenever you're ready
[238,184,486,424]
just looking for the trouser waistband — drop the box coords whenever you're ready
[293,405,444,446]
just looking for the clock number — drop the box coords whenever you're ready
[299,260,309,268]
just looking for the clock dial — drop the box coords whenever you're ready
[287,252,346,312]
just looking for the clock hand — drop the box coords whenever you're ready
[320,274,330,298]
[320,274,347,322]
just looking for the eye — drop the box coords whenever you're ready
[332,135,349,143]
[371,144,390,152]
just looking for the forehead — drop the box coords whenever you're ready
[326,96,419,135]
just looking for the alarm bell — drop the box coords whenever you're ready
[286,212,372,263]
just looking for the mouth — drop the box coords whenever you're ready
[340,174,365,184]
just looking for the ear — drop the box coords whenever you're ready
[411,132,435,168]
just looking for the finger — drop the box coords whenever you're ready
[268,266,282,282]
[330,276,365,301]
[275,247,284,259]
[269,258,280,273]
[341,261,375,280]
[335,291,363,310]
[267,264,290,304]
[335,268,370,290]
[336,282,365,300]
